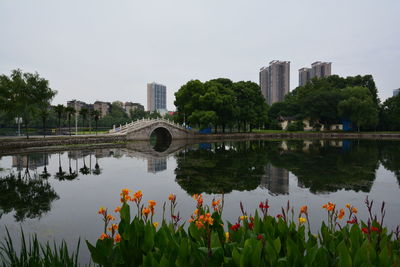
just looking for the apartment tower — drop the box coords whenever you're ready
[299,61,332,86]
[147,82,166,112]
[259,60,290,106]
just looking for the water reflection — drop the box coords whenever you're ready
[1,139,400,221]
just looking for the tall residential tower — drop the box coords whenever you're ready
[299,61,332,86]
[259,60,290,106]
[147,82,167,113]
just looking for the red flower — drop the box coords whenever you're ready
[362,227,369,234]
[276,214,283,219]
[257,234,263,240]
[259,202,270,210]
[371,226,380,232]
[230,223,240,231]
[248,222,254,230]
[346,219,357,224]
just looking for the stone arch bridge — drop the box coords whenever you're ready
[109,118,195,140]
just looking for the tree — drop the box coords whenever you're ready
[338,87,379,131]
[0,70,56,138]
[39,108,50,138]
[379,95,400,131]
[79,107,89,131]
[65,106,76,136]
[53,104,65,135]
[91,109,101,135]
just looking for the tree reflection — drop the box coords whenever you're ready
[174,141,269,194]
[379,141,400,185]
[174,140,388,195]
[0,173,59,221]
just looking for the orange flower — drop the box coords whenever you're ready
[98,207,106,215]
[300,205,308,214]
[338,209,345,220]
[195,220,204,229]
[114,234,121,243]
[106,215,116,221]
[351,207,358,214]
[212,199,221,207]
[133,190,143,203]
[99,233,109,240]
[111,224,118,231]
[120,188,130,196]
[194,209,199,215]
[168,194,176,201]
[345,203,351,209]
[142,208,151,215]
[114,206,121,213]
[148,200,156,207]
[323,202,335,211]
[124,195,131,201]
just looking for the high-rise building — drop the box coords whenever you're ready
[298,61,332,86]
[393,89,400,97]
[299,68,312,87]
[147,82,167,112]
[259,60,290,106]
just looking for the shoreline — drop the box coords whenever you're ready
[1,132,400,154]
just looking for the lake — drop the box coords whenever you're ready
[0,139,399,264]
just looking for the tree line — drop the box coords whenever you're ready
[174,78,269,132]
[268,74,400,131]
[0,69,162,137]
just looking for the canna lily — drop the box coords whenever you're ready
[106,215,116,221]
[99,233,109,240]
[168,194,176,202]
[142,208,151,215]
[133,190,143,203]
[299,217,307,224]
[98,207,106,215]
[300,205,308,214]
[230,223,240,231]
[225,232,230,242]
[153,222,159,228]
[352,207,358,214]
[114,206,121,213]
[240,215,248,221]
[338,209,345,220]
[114,234,121,243]
[195,220,204,229]
[148,200,156,207]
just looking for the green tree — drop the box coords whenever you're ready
[91,109,101,135]
[53,104,65,135]
[38,108,50,138]
[379,95,400,131]
[338,87,379,131]
[0,70,56,138]
[65,106,76,136]
[79,107,89,130]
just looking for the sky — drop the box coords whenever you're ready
[1,0,399,110]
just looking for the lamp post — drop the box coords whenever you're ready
[75,102,78,135]
[15,117,22,136]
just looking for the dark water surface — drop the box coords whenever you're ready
[0,139,399,263]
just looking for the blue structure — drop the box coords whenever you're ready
[198,127,212,134]
[341,119,353,131]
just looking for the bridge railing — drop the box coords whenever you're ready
[108,118,188,134]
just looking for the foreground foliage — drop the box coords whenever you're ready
[87,190,400,266]
[0,228,80,267]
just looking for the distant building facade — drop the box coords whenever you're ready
[394,89,400,96]
[147,82,167,112]
[259,60,290,106]
[93,101,111,118]
[124,102,144,115]
[299,61,332,86]
[67,100,88,112]
[299,68,312,87]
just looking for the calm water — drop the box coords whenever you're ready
[0,139,399,263]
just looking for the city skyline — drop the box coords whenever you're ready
[0,0,399,110]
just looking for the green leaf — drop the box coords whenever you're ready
[337,241,352,267]
[273,237,281,254]
[142,222,155,253]
[232,248,240,266]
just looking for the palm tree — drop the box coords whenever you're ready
[54,153,66,181]
[39,108,49,138]
[91,110,101,135]
[65,106,76,136]
[79,107,89,133]
[53,104,65,135]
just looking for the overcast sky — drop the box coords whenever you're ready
[1,0,399,110]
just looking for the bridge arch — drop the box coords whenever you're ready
[149,127,173,152]
[115,118,194,140]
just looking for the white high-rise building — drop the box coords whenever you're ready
[259,60,290,106]
[147,82,167,113]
